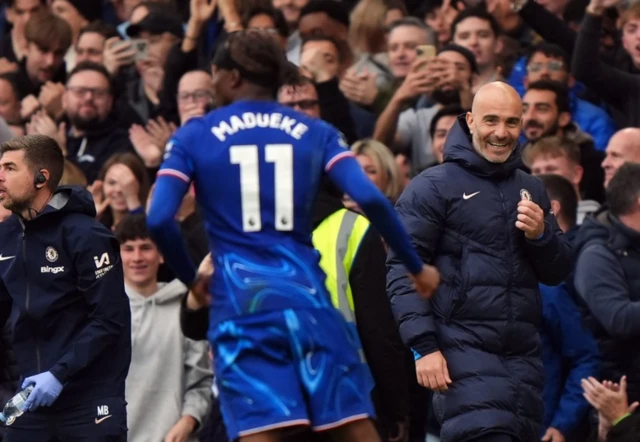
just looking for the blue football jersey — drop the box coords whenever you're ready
[158,100,355,325]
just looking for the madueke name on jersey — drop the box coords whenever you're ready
[211,112,309,142]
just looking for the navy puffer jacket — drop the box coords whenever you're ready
[387,116,573,442]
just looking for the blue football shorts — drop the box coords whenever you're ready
[210,307,376,439]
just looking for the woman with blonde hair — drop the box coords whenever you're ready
[345,138,403,211]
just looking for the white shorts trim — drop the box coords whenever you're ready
[312,413,371,431]
[237,418,311,437]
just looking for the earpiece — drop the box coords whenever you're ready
[34,171,47,188]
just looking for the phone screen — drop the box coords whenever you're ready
[130,39,149,61]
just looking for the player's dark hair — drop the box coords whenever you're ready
[607,163,640,217]
[115,213,152,244]
[0,135,64,191]
[526,79,571,114]
[538,173,578,228]
[212,29,302,98]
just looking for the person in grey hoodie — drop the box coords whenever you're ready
[115,214,213,442]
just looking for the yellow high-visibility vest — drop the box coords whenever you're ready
[312,208,371,324]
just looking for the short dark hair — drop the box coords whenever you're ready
[0,135,64,190]
[299,0,350,28]
[243,6,289,39]
[115,214,152,244]
[67,61,114,94]
[430,105,465,138]
[526,79,571,114]
[538,173,578,228]
[607,163,640,217]
[451,7,502,38]
[526,42,570,68]
[79,21,119,41]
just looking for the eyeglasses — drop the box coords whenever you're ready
[527,60,565,73]
[177,90,213,102]
[281,99,319,110]
[67,86,110,99]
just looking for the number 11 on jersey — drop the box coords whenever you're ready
[230,144,294,232]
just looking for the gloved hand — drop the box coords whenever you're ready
[22,371,63,411]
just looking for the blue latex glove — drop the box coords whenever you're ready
[22,372,63,411]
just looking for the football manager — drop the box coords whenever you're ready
[388,82,573,442]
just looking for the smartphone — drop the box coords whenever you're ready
[130,39,149,61]
[416,45,436,72]
[416,45,437,60]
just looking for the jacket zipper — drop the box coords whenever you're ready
[22,230,41,373]
[499,183,522,423]
[497,185,514,354]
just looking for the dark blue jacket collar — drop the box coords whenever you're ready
[10,185,96,229]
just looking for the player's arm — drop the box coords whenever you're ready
[147,136,198,287]
[323,131,423,276]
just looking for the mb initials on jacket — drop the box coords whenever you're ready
[95,405,111,424]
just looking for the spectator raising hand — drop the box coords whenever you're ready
[38,82,65,120]
[129,124,164,168]
[20,95,41,121]
[339,69,379,106]
[300,46,336,83]
[87,180,111,218]
[582,376,639,437]
[103,37,136,76]
[26,111,67,155]
[146,117,177,149]
[586,0,621,15]
[129,118,176,167]
[190,0,218,25]
[394,57,438,103]
[109,164,143,212]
